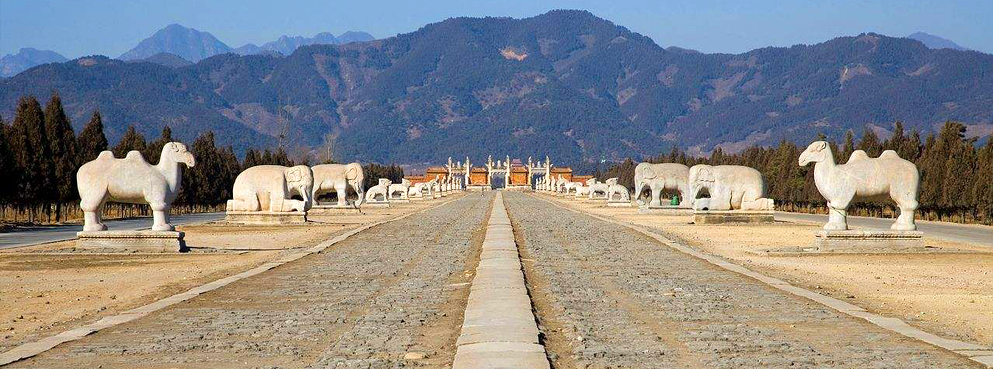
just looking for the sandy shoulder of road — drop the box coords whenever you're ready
[539,193,993,347]
[0,199,445,353]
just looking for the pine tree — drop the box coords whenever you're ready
[938,122,972,216]
[856,126,883,157]
[43,92,80,221]
[185,131,223,207]
[840,130,855,163]
[973,138,993,224]
[243,148,262,168]
[271,148,293,167]
[145,126,174,164]
[0,117,12,206]
[77,111,109,163]
[8,96,49,219]
[112,126,148,159]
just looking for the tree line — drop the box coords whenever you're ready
[0,93,404,225]
[597,122,993,225]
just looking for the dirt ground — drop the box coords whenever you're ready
[539,193,993,347]
[0,198,448,353]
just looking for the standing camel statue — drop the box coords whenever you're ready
[799,141,920,231]
[77,142,196,232]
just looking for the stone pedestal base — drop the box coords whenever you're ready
[363,201,391,208]
[638,206,693,215]
[694,210,774,224]
[225,211,307,225]
[309,205,361,214]
[76,231,185,252]
[606,200,633,207]
[815,230,924,250]
[389,198,411,203]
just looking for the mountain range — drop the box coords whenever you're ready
[1,10,990,166]
[0,25,374,76]
[0,48,69,77]
[906,32,971,51]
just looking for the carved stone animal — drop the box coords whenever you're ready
[605,178,631,201]
[634,162,691,207]
[312,163,365,207]
[228,165,314,213]
[389,178,412,200]
[688,165,773,211]
[587,178,609,199]
[799,141,920,230]
[365,178,392,202]
[77,142,195,231]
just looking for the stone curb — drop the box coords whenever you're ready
[0,195,465,366]
[453,192,550,369]
[536,193,993,368]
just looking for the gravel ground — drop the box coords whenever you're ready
[503,192,979,369]
[9,193,492,369]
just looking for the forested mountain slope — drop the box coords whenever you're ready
[2,10,990,164]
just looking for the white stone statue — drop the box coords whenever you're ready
[634,162,691,207]
[605,178,631,201]
[227,165,314,212]
[688,164,774,211]
[564,181,581,194]
[574,184,589,197]
[389,178,412,200]
[77,142,195,231]
[587,178,609,199]
[365,178,392,202]
[312,163,365,207]
[409,182,427,198]
[799,141,920,230]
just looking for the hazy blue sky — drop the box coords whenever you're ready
[1,0,990,58]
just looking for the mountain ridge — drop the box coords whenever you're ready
[1,10,990,165]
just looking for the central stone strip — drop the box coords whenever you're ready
[452,192,549,369]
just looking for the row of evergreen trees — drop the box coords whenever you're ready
[597,122,993,224]
[0,93,405,224]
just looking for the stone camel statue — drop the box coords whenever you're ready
[77,142,195,232]
[312,163,365,207]
[227,165,314,212]
[798,141,920,231]
[365,178,392,202]
[688,164,774,211]
[634,162,691,207]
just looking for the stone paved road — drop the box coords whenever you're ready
[775,212,993,248]
[9,193,492,368]
[505,192,979,369]
[0,212,225,249]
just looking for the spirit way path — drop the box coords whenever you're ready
[9,193,494,368]
[8,191,981,368]
[503,192,978,369]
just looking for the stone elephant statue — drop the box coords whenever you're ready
[365,178,392,202]
[312,163,365,207]
[634,162,691,207]
[227,165,314,212]
[688,165,774,211]
[77,142,195,231]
